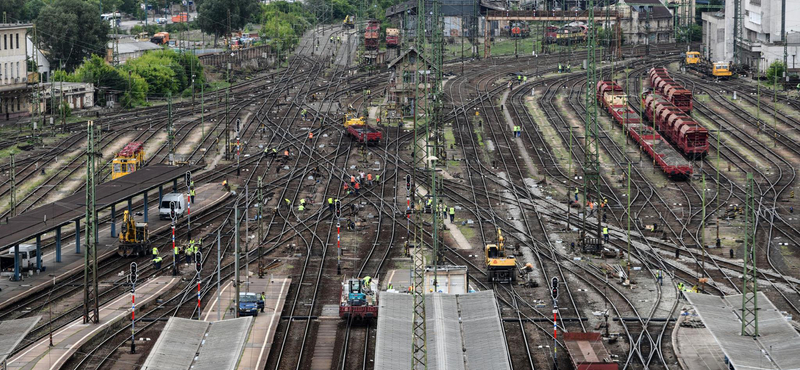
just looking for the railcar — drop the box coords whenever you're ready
[112,142,145,180]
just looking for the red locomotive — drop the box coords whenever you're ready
[648,67,693,114]
[596,80,693,179]
[643,92,708,159]
[364,20,380,50]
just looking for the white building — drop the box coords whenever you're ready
[702,0,800,72]
[0,23,33,121]
[27,36,50,82]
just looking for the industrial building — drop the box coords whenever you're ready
[0,23,33,121]
[702,0,800,71]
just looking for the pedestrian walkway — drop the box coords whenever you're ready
[0,183,229,312]
[7,276,179,370]
[235,277,290,370]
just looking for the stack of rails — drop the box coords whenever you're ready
[643,92,709,159]
[597,80,693,179]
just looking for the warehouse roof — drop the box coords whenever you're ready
[0,317,41,364]
[142,317,252,370]
[685,292,800,370]
[375,291,511,370]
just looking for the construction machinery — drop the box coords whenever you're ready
[343,111,366,127]
[683,52,733,79]
[150,32,170,45]
[343,15,355,29]
[339,277,378,319]
[118,210,150,257]
[485,229,516,283]
[683,51,701,66]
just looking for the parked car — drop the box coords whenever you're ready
[238,293,259,316]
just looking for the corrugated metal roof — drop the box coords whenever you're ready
[685,292,800,370]
[0,317,41,364]
[374,291,511,370]
[142,317,253,370]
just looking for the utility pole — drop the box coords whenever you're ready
[234,197,240,318]
[733,0,743,68]
[226,63,230,161]
[31,24,41,144]
[167,91,174,165]
[741,173,758,336]
[257,176,264,278]
[699,174,706,291]
[582,0,602,245]
[10,153,16,217]
[112,7,120,67]
[83,121,99,324]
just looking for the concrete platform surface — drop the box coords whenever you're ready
[7,276,179,370]
[236,277,291,370]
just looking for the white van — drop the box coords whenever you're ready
[0,244,38,277]
[159,193,187,220]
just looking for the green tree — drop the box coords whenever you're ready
[36,0,110,71]
[124,53,180,96]
[766,61,786,85]
[0,0,26,22]
[22,0,46,21]
[196,0,260,46]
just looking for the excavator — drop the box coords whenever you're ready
[118,210,150,257]
[485,228,517,283]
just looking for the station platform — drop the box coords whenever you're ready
[147,276,290,370]
[6,276,179,370]
[0,183,230,312]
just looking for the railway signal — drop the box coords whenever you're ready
[185,171,191,188]
[551,277,559,299]
[334,200,341,218]
[195,251,202,320]
[405,174,411,191]
[130,262,138,354]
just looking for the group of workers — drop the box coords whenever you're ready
[433,200,456,223]
[151,238,202,271]
[344,171,379,196]
[558,63,572,73]
[329,36,342,44]
[512,125,522,137]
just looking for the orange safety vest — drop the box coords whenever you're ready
[308,132,313,139]
[367,174,372,181]
[354,182,360,190]
[350,176,356,183]
[344,184,349,190]
[588,201,594,210]
[284,150,289,156]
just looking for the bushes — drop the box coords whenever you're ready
[53,50,204,109]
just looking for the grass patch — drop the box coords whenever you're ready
[457,224,476,241]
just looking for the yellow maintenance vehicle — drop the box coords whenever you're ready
[485,229,517,283]
[683,51,701,66]
[684,51,732,79]
[118,210,150,257]
[343,110,366,127]
[343,15,355,29]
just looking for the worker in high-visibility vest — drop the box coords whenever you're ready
[184,244,193,264]
[189,188,196,204]
[153,247,159,257]
[603,227,609,243]
[328,198,334,213]
[449,207,455,223]
[153,256,163,269]
[574,187,579,202]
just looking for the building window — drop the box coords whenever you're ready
[3,34,6,50]
[16,33,19,49]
